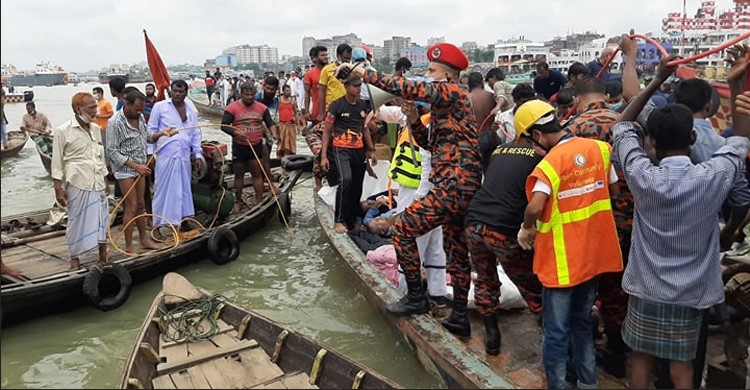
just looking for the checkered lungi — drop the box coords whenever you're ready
[621,295,703,361]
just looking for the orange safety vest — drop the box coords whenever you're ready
[525,137,623,288]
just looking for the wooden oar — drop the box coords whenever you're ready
[21,128,50,137]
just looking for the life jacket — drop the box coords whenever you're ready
[525,137,623,288]
[388,126,422,189]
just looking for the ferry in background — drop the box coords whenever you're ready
[5,62,68,87]
[97,64,152,84]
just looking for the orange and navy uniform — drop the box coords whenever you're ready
[567,101,631,352]
[363,69,483,303]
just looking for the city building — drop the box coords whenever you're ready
[400,44,429,67]
[215,54,238,67]
[222,45,279,65]
[383,36,411,60]
[302,36,316,57]
[364,43,384,60]
[461,41,479,52]
[301,34,363,58]
[427,36,446,46]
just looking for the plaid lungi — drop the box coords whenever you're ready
[621,295,702,361]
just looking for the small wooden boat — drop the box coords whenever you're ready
[32,134,53,175]
[0,130,29,159]
[188,95,223,119]
[314,191,625,388]
[120,273,400,389]
[0,166,303,325]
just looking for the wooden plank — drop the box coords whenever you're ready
[152,374,178,389]
[192,359,231,389]
[156,339,258,375]
[160,320,234,348]
[280,372,318,389]
[235,347,285,387]
[168,370,196,389]
[160,342,188,363]
[186,340,217,357]
[184,366,212,389]
[210,332,240,349]
[252,380,287,389]
[204,357,247,388]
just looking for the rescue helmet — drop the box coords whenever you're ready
[514,100,557,137]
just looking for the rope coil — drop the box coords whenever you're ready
[157,293,226,343]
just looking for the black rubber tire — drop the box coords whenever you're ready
[281,154,313,172]
[277,192,292,223]
[207,226,240,265]
[82,263,132,311]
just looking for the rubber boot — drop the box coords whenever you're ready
[441,288,471,337]
[386,279,429,316]
[483,313,501,355]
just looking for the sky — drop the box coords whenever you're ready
[0,0,733,72]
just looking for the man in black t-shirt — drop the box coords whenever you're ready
[320,77,377,234]
[463,137,544,355]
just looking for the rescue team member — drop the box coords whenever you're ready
[462,99,544,355]
[517,100,623,389]
[320,77,377,234]
[335,43,483,325]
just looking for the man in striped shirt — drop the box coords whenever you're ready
[613,56,750,390]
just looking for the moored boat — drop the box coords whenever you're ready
[120,272,401,389]
[314,189,628,389]
[32,135,53,175]
[0,131,29,159]
[188,95,223,119]
[0,161,303,325]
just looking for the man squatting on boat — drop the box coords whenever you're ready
[334,39,750,389]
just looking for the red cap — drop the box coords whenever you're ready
[426,43,469,71]
[359,44,373,60]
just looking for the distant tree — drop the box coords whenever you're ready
[373,57,393,73]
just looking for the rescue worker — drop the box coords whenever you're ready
[335,44,483,330]
[517,100,623,389]
[463,98,545,355]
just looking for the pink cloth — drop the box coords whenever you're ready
[366,245,400,286]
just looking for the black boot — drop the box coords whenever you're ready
[386,279,429,316]
[483,313,501,355]
[441,289,471,337]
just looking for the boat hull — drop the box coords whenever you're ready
[0,131,29,159]
[0,169,303,325]
[189,96,223,119]
[10,73,67,87]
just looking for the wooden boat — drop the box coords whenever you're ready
[32,134,53,175]
[188,95,223,119]
[0,131,29,159]
[314,192,626,389]
[120,272,400,389]
[0,167,303,325]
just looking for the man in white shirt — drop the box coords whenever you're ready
[51,92,110,269]
[287,71,306,111]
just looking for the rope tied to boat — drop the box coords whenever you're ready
[156,293,227,343]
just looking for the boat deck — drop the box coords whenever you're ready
[152,317,318,390]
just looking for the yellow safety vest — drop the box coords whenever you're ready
[388,127,422,189]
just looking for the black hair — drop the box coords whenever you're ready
[171,79,189,91]
[26,101,35,108]
[556,87,576,106]
[573,76,606,95]
[108,76,127,93]
[485,68,505,82]
[536,62,549,71]
[124,90,146,104]
[145,83,155,90]
[239,81,256,93]
[674,78,712,113]
[605,81,623,97]
[395,57,412,71]
[531,118,562,134]
[567,62,590,79]
[316,45,328,54]
[93,87,104,94]
[264,76,279,87]
[511,83,536,102]
[467,72,484,90]
[646,104,694,150]
[282,84,291,90]
[122,86,140,96]
[336,44,352,58]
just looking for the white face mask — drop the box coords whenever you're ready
[78,111,92,124]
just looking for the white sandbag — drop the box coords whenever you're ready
[360,161,391,202]
[464,264,528,311]
[317,185,338,207]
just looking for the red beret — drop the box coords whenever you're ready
[426,43,469,71]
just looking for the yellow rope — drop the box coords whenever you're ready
[106,123,293,258]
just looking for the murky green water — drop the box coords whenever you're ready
[0,84,441,389]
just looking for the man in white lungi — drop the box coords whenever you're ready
[51,92,109,269]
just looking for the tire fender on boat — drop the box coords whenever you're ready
[82,263,133,311]
[207,226,240,265]
[277,192,292,223]
[281,154,313,172]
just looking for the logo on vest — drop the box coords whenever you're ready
[573,153,586,167]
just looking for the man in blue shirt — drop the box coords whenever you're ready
[533,62,567,101]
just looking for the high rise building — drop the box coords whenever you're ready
[400,44,429,67]
[222,44,279,64]
[302,34,364,58]
[383,36,411,60]
[302,36,316,58]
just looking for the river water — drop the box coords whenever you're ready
[0,84,441,389]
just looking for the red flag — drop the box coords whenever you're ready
[144,30,170,101]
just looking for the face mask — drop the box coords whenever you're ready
[92,94,100,101]
[610,102,625,112]
[78,111,91,124]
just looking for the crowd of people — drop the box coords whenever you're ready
[2,33,750,389]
